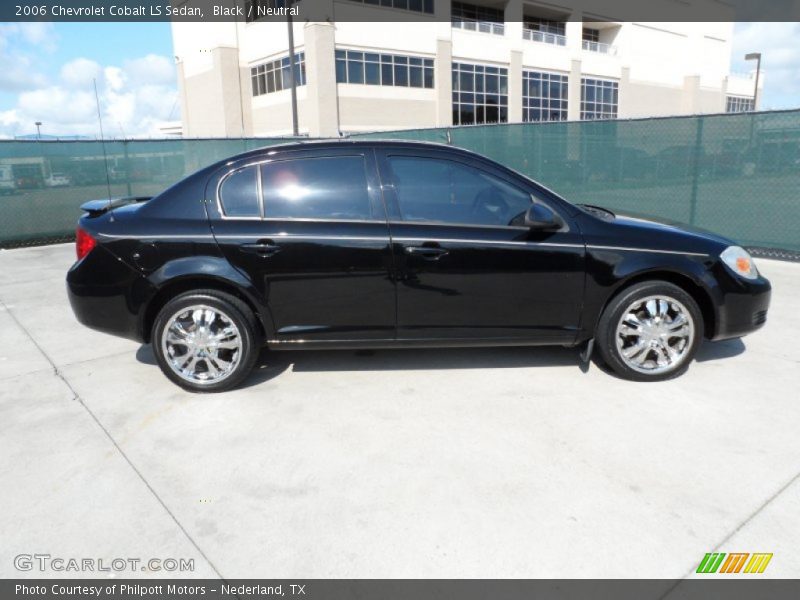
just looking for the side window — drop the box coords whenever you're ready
[219,166,259,217]
[387,156,531,227]
[261,156,374,221]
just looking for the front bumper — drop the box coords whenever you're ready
[710,271,772,341]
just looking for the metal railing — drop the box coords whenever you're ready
[582,40,617,55]
[452,18,505,36]
[523,29,567,46]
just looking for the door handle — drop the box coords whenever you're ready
[404,245,448,260]
[240,240,281,256]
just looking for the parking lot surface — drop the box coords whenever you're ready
[1,244,798,579]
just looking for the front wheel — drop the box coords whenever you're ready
[152,290,261,392]
[596,281,703,381]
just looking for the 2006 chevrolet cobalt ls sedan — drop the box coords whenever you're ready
[67,140,770,392]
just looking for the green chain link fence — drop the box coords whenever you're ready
[1,110,798,254]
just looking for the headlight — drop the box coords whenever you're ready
[720,246,759,280]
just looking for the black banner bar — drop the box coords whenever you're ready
[4,580,800,600]
[2,0,800,22]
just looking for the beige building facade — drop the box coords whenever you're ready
[172,1,764,137]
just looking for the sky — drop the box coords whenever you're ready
[0,22,177,138]
[0,21,798,138]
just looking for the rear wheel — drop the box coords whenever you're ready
[596,281,702,381]
[152,290,260,392]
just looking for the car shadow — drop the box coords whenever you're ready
[694,338,746,362]
[135,338,745,388]
[136,343,585,388]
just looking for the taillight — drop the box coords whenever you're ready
[75,227,96,260]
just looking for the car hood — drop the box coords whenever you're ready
[613,210,734,245]
[580,205,736,255]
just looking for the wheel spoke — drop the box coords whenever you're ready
[623,341,646,360]
[204,358,220,378]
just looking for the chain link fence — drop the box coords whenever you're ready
[1,110,798,255]
[355,110,800,256]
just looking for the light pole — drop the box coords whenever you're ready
[744,52,762,110]
[35,121,42,140]
[287,2,299,137]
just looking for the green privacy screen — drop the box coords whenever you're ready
[1,110,798,251]
[355,110,800,253]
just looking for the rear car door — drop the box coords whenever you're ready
[375,148,585,343]
[209,147,396,342]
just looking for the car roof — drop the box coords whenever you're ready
[216,138,483,166]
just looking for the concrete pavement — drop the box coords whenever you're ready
[1,244,798,579]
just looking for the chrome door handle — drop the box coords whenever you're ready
[404,245,448,260]
[240,240,281,256]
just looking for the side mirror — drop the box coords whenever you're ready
[524,203,562,231]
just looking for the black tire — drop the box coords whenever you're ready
[595,281,703,382]
[152,289,261,392]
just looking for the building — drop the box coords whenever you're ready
[171,1,764,137]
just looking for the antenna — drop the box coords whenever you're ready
[93,78,113,204]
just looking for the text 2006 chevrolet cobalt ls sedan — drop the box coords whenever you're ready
[67,141,770,392]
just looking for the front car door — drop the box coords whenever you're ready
[375,147,585,344]
[209,147,396,343]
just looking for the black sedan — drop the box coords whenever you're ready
[67,140,771,392]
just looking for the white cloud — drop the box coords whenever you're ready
[731,23,800,110]
[0,51,179,138]
[0,24,53,92]
[0,22,178,138]
[60,58,102,88]
[123,54,175,86]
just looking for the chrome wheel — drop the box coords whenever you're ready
[615,295,695,374]
[161,304,242,385]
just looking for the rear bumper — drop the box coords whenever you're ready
[66,246,149,343]
[710,273,772,341]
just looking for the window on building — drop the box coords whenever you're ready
[581,78,618,120]
[245,0,294,24]
[726,96,755,113]
[220,167,260,218]
[452,1,505,35]
[386,156,532,227]
[250,53,306,97]
[336,50,434,88]
[525,17,566,36]
[522,17,567,45]
[261,156,375,221]
[344,0,434,14]
[452,62,509,125]
[523,71,568,122]
[582,28,600,42]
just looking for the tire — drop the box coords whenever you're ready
[152,289,261,392]
[595,281,703,382]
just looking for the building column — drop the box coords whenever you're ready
[508,50,523,123]
[618,66,631,119]
[175,59,191,137]
[436,38,453,127]
[565,9,583,54]
[304,21,339,137]
[214,46,247,137]
[682,75,701,115]
[568,59,582,121]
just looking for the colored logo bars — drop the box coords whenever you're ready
[696,553,773,574]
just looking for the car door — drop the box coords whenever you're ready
[375,148,585,343]
[209,147,396,343]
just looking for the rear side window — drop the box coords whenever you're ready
[220,166,259,217]
[261,156,374,221]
